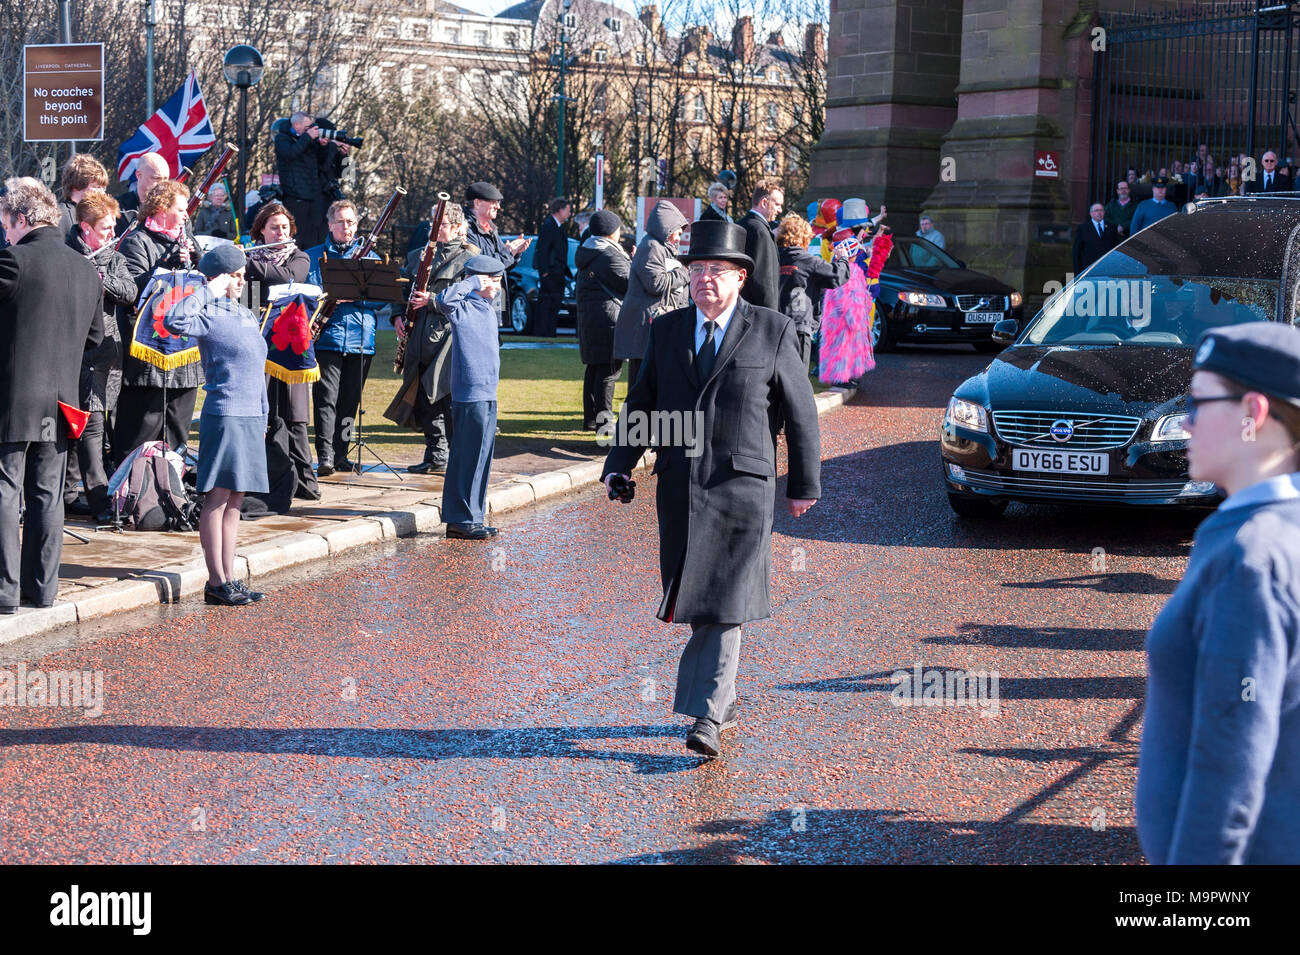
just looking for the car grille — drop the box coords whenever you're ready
[956,294,1008,312]
[960,469,1197,502]
[991,411,1142,450]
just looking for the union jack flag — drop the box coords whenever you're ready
[116,72,216,182]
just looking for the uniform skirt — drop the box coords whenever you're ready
[197,411,269,494]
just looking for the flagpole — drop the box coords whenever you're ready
[144,0,156,116]
[58,0,73,164]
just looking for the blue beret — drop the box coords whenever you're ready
[465,254,505,276]
[197,243,246,278]
[1194,322,1300,406]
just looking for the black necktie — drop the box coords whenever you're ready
[1267,174,1272,188]
[1096,221,1103,236]
[695,321,717,382]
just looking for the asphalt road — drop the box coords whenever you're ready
[0,346,1200,864]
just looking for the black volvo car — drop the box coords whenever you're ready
[940,197,1300,517]
[873,236,1025,351]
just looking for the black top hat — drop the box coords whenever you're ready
[679,220,754,270]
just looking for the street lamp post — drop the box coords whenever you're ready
[555,1,572,198]
[223,45,264,233]
[144,0,156,116]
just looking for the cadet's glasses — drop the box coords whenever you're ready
[1185,393,1244,424]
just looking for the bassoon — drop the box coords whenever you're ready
[310,186,407,341]
[393,192,450,374]
[185,142,239,218]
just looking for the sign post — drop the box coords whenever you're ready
[23,43,104,144]
[594,153,605,210]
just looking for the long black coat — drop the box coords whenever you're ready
[118,222,204,389]
[738,210,780,311]
[1072,219,1118,273]
[602,299,822,625]
[778,246,850,335]
[574,236,629,365]
[0,227,103,444]
[534,214,569,289]
[465,213,518,321]
[274,128,324,201]
[67,225,135,414]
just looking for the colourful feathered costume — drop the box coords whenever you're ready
[818,230,893,384]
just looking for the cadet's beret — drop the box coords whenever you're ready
[465,254,506,276]
[466,181,503,202]
[590,209,622,237]
[197,243,246,279]
[1194,322,1300,407]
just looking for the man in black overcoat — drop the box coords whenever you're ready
[0,178,102,613]
[736,178,784,311]
[532,197,571,338]
[1072,203,1119,274]
[602,219,821,757]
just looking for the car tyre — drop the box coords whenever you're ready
[872,304,897,353]
[947,493,1008,519]
[508,291,533,335]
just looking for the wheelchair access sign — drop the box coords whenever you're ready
[1035,150,1060,178]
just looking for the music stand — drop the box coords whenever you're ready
[318,257,407,479]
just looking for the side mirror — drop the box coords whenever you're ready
[992,318,1019,344]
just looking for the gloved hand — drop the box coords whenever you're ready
[604,473,635,503]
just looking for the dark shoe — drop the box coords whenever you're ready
[204,581,252,606]
[484,525,499,536]
[334,458,356,473]
[446,523,492,541]
[407,461,433,474]
[0,606,15,615]
[316,462,335,477]
[294,486,321,501]
[686,718,721,757]
[65,497,93,516]
[232,580,265,602]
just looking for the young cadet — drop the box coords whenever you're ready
[1136,322,1300,864]
[436,255,504,541]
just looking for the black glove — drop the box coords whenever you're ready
[607,474,636,503]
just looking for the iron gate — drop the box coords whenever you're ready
[1091,1,1300,202]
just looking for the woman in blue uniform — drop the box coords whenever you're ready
[1137,321,1300,864]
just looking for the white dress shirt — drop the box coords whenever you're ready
[694,301,739,356]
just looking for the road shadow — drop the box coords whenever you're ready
[1003,572,1179,594]
[777,668,1144,700]
[921,622,1147,651]
[0,723,697,776]
[611,808,1142,864]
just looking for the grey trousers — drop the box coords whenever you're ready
[0,441,66,608]
[673,622,743,722]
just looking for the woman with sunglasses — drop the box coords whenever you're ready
[1136,322,1300,864]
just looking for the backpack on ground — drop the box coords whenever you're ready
[108,441,199,531]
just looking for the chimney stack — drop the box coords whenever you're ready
[732,15,754,62]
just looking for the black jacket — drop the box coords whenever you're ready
[274,127,324,201]
[465,212,518,318]
[67,225,135,414]
[1246,170,1292,194]
[1073,219,1119,273]
[738,210,780,311]
[778,246,850,335]
[0,227,103,443]
[117,223,204,389]
[534,215,570,288]
[574,235,630,365]
[602,298,821,625]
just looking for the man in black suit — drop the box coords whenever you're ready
[0,178,102,614]
[602,219,821,758]
[736,178,783,310]
[532,197,571,337]
[1073,203,1118,274]
[1246,151,1292,193]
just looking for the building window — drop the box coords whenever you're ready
[675,95,684,120]
[793,104,805,124]
[564,13,577,28]
[693,93,705,123]
[765,102,778,130]
[770,69,782,84]
[594,84,607,113]
[633,86,647,115]
[380,20,397,38]
[505,31,518,47]
[764,147,777,174]
[739,101,750,128]
[594,48,608,64]
[411,23,428,40]
[635,50,647,66]
[474,30,489,45]
[608,17,623,32]
[721,98,732,121]
[445,27,460,43]
[753,67,765,79]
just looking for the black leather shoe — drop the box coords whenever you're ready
[335,458,356,473]
[65,497,93,516]
[204,582,252,606]
[294,486,321,501]
[0,606,15,615]
[686,718,721,757]
[232,580,265,602]
[407,461,433,474]
[484,525,499,536]
[316,462,335,477]
[446,523,491,540]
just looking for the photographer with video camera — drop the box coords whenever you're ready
[274,112,358,249]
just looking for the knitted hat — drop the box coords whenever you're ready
[590,209,622,237]
[197,243,247,278]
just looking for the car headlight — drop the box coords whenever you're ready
[900,290,947,308]
[946,396,989,433]
[1009,291,1023,307]
[1153,413,1190,442]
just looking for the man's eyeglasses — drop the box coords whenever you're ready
[688,264,738,278]
[1186,392,1244,424]
[1264,158,1278,164]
